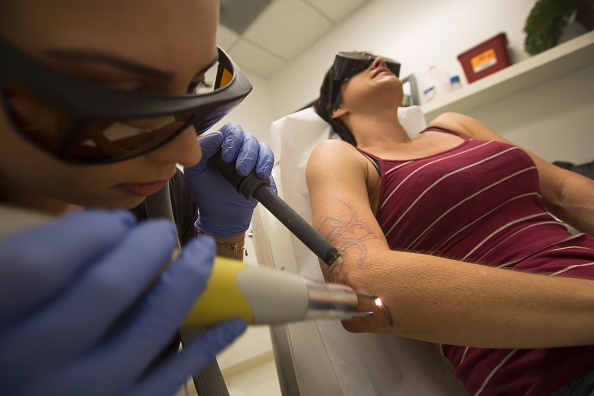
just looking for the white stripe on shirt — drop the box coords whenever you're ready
[432,193,540,254]
[381,141,494,210]
[462,212,546,261]
[475,349,519,396]
[385,144,516,238]
[406,168,538,250]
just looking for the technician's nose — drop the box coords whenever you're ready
[146,125,202,167]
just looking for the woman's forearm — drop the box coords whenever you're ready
[313,195,594,349]
[332,248,594,349]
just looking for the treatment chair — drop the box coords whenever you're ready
[250,106,468,395]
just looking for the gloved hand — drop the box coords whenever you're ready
[0,210,246,396]
[184,122,275,237]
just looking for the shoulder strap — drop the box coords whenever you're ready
[357,149,381,175]
[422,125,460,136]
[145,183,230,396]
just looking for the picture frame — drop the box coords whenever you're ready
[401,74,419,107]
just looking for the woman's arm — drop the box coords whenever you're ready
[307,139,594,349]
[429,112,594,235]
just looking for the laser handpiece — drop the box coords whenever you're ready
[0,204,370,328]
[184,256,370,327]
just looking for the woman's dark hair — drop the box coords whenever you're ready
[312,66,357,146]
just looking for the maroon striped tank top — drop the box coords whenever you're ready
[361,127,594,395]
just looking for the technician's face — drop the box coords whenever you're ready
[0,0,219,209]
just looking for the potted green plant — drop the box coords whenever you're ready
[523,0,581,55]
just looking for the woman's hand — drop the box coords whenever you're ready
[184,122,275,237]
[0,210,246,396]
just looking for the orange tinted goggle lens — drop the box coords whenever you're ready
[4,84,197,163]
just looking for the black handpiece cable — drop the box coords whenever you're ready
[209,151,341,267]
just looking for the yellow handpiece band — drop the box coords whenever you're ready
[182,257,254,327]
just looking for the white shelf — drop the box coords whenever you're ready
[420,30,594,121]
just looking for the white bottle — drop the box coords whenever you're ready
[423,65,453,103]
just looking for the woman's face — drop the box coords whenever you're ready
[0,0,219,210]
[336,57,403,116]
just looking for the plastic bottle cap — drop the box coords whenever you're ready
[450,76,460,83]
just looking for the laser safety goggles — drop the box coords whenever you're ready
[328,51,401,110]
[0,37,252,164]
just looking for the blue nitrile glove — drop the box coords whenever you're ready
[0,210,246,396]
[184,122,275,237]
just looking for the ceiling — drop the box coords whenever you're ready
[217,0,370,77]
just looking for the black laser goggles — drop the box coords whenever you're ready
[328,51,401,111]
[0,37,252,164]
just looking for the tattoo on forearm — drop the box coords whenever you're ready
[317,200,395,327]
[318,199,382,283]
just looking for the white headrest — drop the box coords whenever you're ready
[270,106,426,279]
[271,105,426,166]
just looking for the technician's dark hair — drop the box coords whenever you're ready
[312,66,357,146]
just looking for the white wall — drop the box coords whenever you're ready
[267,0,539,120]
[212,69,274,144]
[466,65,594,164]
